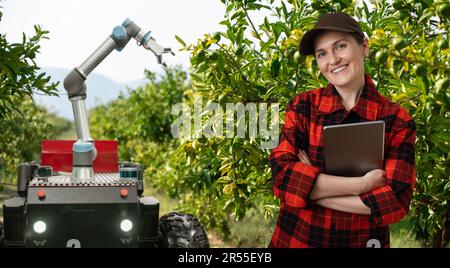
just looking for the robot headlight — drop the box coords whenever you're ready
[33,220,47,234]
[120,219,133,232]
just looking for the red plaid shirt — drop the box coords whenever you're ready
[269,75,416,248]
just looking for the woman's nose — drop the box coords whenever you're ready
[328,52,341,65]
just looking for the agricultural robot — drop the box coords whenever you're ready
[0,19,209,248]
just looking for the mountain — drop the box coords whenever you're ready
[33,67,148,120]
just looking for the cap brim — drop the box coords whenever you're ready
[299,26,355,56]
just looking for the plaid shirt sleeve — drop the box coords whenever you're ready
[269,95,321,208]
[360,108,416,225]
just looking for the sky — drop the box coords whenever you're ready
[0,0,229,84]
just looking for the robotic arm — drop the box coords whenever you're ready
[64,18,174,142]
[63,18,174,181]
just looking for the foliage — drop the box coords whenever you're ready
[90,67,188,204]
[0,97,72,181]
[0,6,58,118]
[89,68,187,179]
[90,66,187,148]
[0,4,68,183]
[90,0,449,247]
[174,0,449,247]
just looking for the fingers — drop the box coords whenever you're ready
[303,151,312,165]
[302,150,312,165]
[297,150,312,165]
[367,169,386,178]
[297,151,306,164]
[376,171,387,187]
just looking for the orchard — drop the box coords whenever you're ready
[0,7,67,184]
[2,0,448,248]
[171,0,449,247]
[91,0,449,247]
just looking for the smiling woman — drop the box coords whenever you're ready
[313,31,367,110]
[269,12,417,248]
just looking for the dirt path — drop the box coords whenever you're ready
[207,230,234,248]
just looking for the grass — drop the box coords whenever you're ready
[217,208,275,248]
[390,216,422,248]
[143,187,178,217]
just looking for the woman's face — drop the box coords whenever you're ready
[313,31,368,91]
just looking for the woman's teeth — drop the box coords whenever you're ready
[331,65,348,74]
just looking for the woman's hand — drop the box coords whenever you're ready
[298,150,312,165]
[360,169,386,194]
[298,150,386,197]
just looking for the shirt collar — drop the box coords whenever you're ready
[317,74,385,121]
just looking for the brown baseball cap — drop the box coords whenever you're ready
[299,12,365,56]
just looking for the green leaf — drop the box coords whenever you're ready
[270,58,280,77]
[174,35,186,47]
[362,1,370,18]
[190,72,203,82]
[226,28,236,42]
[418,10,434,23]
[219,19,230,27]
[264,17,270,31]
[281,1,288,18]
[226,3,235,14]
[217,53,225,71]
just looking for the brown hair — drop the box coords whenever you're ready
[349,32,364,44]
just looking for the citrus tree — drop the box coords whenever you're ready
[0,98,70,182]
[88,0,448,246]
[0,8,58,118]
[0,5,65,185]
[90,67,188,153]
[90,67,191,197]
[174,0,449,247]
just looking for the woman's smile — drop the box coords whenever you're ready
[331,64,349,74]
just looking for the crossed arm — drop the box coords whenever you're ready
[297,150,385,215]
[271,99,416,221]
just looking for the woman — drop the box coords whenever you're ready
[269,12,416,248]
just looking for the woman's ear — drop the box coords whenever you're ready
[363,37,369,57]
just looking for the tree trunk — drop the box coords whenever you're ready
[432,228,443,248]
[444,214,450,247]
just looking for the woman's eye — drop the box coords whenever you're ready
[336,43,347,50]
[316,51,325,58]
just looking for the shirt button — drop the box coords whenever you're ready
[373,218,382,224]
